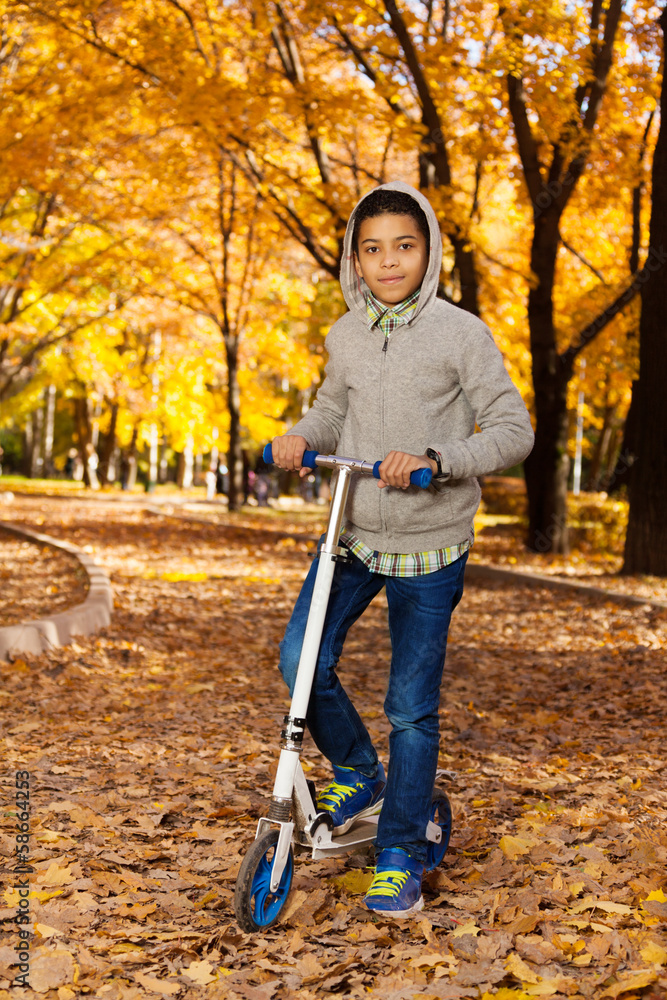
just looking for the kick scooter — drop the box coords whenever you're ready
[233,447,453,933]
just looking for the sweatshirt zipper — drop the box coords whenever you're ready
[380,331,389,537]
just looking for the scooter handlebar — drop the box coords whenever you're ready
[372,462,432,490]
[263,443,319,469]
[263,443,432,489]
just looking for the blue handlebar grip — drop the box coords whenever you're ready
[372,461,432,489]
[263,443,319,469]
[411,466,433,489]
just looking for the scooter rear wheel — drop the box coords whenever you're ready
[234,830,294,933]
[425,792,452,872]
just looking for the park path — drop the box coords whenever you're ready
[0,496,666,999]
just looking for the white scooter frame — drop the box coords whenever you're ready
[253,449,439,895]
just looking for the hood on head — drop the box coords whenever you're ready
[339,181,443,323]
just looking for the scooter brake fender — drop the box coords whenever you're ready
[269,821,294,893]
[426,820,442,843]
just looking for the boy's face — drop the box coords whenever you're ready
[353,212,429,307]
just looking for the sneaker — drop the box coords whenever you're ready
[316,762,386,833]
[364,847,424,917]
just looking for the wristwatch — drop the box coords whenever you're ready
[426,448,445,479]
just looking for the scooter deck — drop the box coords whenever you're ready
[311,819,380,858]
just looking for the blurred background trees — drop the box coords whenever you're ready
[0,0,664,567]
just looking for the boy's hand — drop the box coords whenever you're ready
[270,435,312,478]
[377,451,437,489]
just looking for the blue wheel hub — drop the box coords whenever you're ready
[248,842,293,925]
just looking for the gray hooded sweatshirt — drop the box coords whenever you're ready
[289,181,534,554]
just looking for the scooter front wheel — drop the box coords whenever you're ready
[425,792,452,872]
[234,830,294,932]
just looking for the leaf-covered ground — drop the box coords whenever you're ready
[0,529,89,627]
[1,494,666,1000]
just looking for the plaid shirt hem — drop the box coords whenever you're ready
[339,529,473,577]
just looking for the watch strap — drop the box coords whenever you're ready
[426,448,444,478]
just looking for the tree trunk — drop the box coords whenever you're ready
[601,422,625,492]
[177,435,194,488]
[43,385,56,477]
[523,210,573,552]
[524,369,571,553]
[30,407,44,478]
[120,425,139,491]
[224,336,244,511]
[23,418,34,477]
[73,395,93,488]
[587,401,615,491]
[98,402,118,486]
[159,436,169,483]
[607,383,638,495]
[622,8,667,575]
[505,0,624,552]
[609,109,655,496]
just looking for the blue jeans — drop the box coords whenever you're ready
[279,547,467,863]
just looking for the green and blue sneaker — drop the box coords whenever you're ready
[316,762,386,833]
[364,847,425,917]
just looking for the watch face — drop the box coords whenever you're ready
[427,449,442,476]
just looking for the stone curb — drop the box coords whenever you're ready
[0,522,113,660]
[465,562,667,611]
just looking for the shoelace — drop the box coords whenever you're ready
[317,780,361,809]
[365,870,409,898]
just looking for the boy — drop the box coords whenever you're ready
[270,182,533,917]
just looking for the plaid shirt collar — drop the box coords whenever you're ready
[365,287,421,335]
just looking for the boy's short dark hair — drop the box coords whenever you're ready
[352,189,430,254]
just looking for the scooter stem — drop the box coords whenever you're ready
[270,466,352,803]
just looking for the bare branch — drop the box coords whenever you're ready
[582,0,623,132]
[560,263,649,371]
[227,146,340,274]
[630,108,656,274]
[11,1,162,82]
[476,245,530,279]
[164,0,212,70]
[383,0,451,185]
[506,73,544,207]
[273,3,305,84]
[0,298,131,401]
[555,0,624,208]
[163,224,222,296]
[332,17,415,120]
[561,239,608,284]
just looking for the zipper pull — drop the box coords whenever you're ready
[382,335,389,353]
